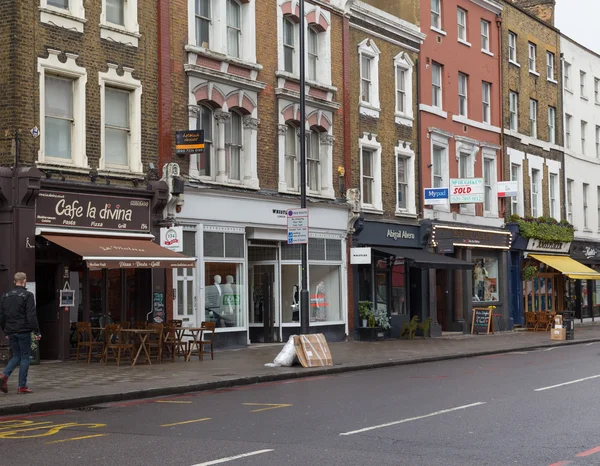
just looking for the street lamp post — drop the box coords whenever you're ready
[299,0,310,335]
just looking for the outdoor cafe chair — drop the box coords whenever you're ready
[103,324,134,366]
[199,321,216,361]
[75,322,105,364]
[147,323,164,363]
[162,325,177,362]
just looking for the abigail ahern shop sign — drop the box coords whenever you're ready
[36,191,151,232]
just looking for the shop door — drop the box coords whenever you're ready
[174,267,197,326]
[36,263,60,360]
[249,263,279,343]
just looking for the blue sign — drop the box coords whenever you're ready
[424,188,449,205]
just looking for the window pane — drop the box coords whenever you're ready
[362,150,372,177]
[361,56,370,80]
[197,18,210,46]
[45,76,73,119]
[326,239,342,261]
[183,231,196,257]
[309,238,326,261]
[177,281,184,316]
[281,264,300,323]
[105,127,128,165]
[205,262,244,328]
[473,257,499,302]
[106,88,129,128]
[106,0,124,26]
[283,19,294,46]
[48,0,68,8]
[204,232,224,258]
[225,233,245,258]
[45,117,71,159]
[310,265,342,322]
[228,28,240,57]
[227,0,240,28]
[186,280,194,316]
[196,0,210,17]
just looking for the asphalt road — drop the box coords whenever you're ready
[3,343,600,466]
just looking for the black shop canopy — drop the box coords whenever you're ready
[42,234,196,269]
[373,247,473,270]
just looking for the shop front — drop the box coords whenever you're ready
[427,222,511,333]
[570,241,600,320]
[30,185,194,361]
[175,187,349,348]
[352,220,472,339]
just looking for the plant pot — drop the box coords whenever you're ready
[358,326,386,341]
[362,319,368,328]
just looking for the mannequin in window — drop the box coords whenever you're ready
[313,280,326,321]
[223,275,236,326]
[473,260,488,301]
[292,284,299,322]
[205,275,223,326]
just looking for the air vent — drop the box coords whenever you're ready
[437,35,443,44]
[463,125,468,132]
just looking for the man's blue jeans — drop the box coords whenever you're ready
[3,332,31,388]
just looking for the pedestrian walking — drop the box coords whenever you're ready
[0,272,40,394]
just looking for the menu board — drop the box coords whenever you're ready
[153,292,165,324]
[471,308,492,335]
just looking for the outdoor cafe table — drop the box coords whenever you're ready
[120,328,156,366]
[174,327,205,362]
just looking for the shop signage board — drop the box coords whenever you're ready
[571,241,600,262]
[471,308,493,334]
[160,226,184,252]
[526,239,571,254]
[287,208,308,244]
[424,188,449,205]
[449,178,484,204]
[153,292,165,323]
[355,221,421,249]
[36,191,151,232]
[432,225,511,250]
[350,247,371,264]
[497,181,518,198]
[175,130,204,154]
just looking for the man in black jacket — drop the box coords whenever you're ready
[0,272,40,394]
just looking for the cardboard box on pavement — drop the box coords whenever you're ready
[554,315,563,328]
[550,327,566,341]
[294,334,333,368]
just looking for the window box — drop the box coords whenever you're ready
[357,326,386,341]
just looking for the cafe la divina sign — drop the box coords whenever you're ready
[36,191,151,232]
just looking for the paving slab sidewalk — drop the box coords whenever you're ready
[2,324,600,416]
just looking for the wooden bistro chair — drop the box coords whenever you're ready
[147,323,164,363]
[536,312,550,331]
[76,322,105,364]
[167,320,183,327]
[162,325,177,362]
[199,322,216,361]
[103,324,134,366]
[525,312,536,331]
[134,321,148,329]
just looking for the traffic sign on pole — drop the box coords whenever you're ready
[287,208,309,244]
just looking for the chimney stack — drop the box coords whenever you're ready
[509,0,556,26]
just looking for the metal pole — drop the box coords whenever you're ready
[299,0,309,335]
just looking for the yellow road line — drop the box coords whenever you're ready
[45,434,107,444]
[154,400,193,404]
[161,418,211,427]
[242,403,293,413]
[0,421,53,431]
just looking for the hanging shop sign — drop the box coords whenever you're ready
[571,241,600,263]
[175,130,204,154]
[59,283,75,307]
[350,247,372,264]
[449,178,484,204]
[526,239,571,254]
[424,187,449,205]
[160,226,184,252]
[497,181,518,198]
[36,191,151,232]
[431,225,511,250]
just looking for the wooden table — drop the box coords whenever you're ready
[120,329,156,366]
[174,327,205,362]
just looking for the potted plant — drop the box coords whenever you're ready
[371,306,391,330]
[359,301,372,328]
[523,265,539,281]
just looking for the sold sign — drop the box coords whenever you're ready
[449,178,484,204]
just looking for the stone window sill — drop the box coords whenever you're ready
[39,7,86,33]
[100,23,141,47]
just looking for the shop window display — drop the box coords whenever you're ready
[309,265,342,322]
[472,257,499,302]
[205,262,244,328]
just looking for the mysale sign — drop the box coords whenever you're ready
[450,178,484,204]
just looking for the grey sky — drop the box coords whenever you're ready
[555,0,600,52]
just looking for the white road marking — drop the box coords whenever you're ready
[339,402,487,436]
[543,347,558,352]
[535,374,600,392]
[191,449,274,465]
[585,342,596,346]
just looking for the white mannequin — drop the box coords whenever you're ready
[223,275,234,315]
[214,275,222,296]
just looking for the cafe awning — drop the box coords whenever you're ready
[373,247,473,270]
[42,234,196,269]
[529,254,600,280]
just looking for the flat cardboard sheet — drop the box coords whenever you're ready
[294,334,333,368]
[550,328,566,341]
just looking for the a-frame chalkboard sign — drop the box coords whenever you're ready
[471,308,493,335]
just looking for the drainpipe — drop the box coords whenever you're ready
[158,0,172,170]
[416,58,423,218]
[496,15,505,219]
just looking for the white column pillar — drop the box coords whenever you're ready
[320,133,335,198]
[243,117,259,189]
[214,111,230,183]
[278,124,288,192]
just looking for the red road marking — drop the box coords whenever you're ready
[408,376,448,379]
[548,461,572,466]
[576,446,600,457]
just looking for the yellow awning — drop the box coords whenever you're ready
[529,254,600,280]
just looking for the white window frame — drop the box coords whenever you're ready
[458,72,468,117]
[581,120,588,155]
[529,99,537,139]
[456,139,477,216]
[581,70,587,98]
[359,134,382,212]
[480,20,490,53]
[482,151,497,217]
[546,52,556,82]
[431,0,442,31]
[508,31,518,65]
[584,183,590,229]
[509,91,518,131]
[307,27,319,81]
[394,52,414,126]
[510,162,523,216]
[395,142,416,215]
[566,114,572,149]
[531,168,541,218]
[226,0,243,58]
[40,0,85,33]
[431,131,450,213]
[98,64,143,174]
[482,81,491,124]
[528,42,537,74]
[283,17,296,74]
[564,62,571,91]
[549,172,558,221]
[567,179,573,224]
[595,78,600,104]
[358,39,381,118]
[457,8,467,44]
[596,125,600,158]
[100,0,140,47]
[432,61,443,109]
[597,186,600,231]
[548,106,556,144]
[37,50,88,169]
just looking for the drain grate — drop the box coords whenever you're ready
[73,406,107,412]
